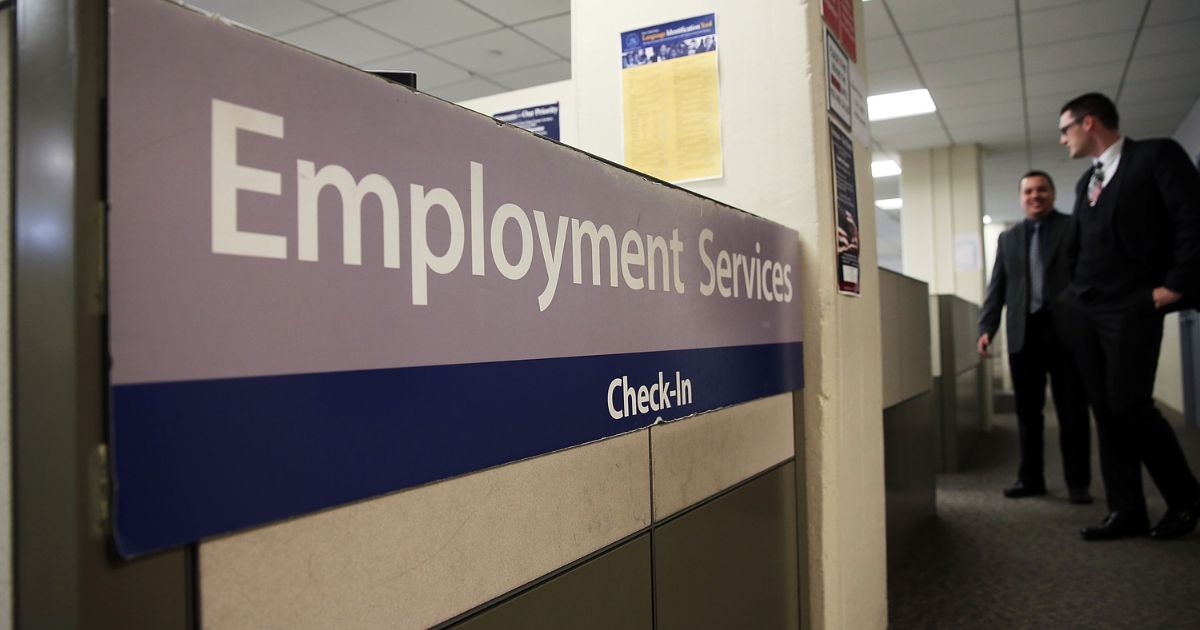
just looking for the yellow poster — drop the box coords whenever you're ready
[621,14,722,182]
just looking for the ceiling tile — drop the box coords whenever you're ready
[364,50,472,88]
[1022,31,1134,75]
[930,79,1023,109]
[429,29,558,75]
[920,50,1020,88]
[492,60,571,90]
[307,0,382,13]
[1021,0,1107,12]
[1144,0,1200,26]
[864,36,909,72]
[1019,0,1142,47]
[351,0,503,47]
[461,0,569,25]
[889,0,1013,34]
[872,128,953,152]
[1124,48,1200,84]
[515,14,571,58]
[863,0,896,40]
[1119,72,1200,108]
[1122,113,1192,139]
[1117,97,1196,124]
[1023,61,1125,97]
[281,17,410,65]
[1133,19,1200,58]
[904,16,1017,64]
[938,100,1024,127]
[871,113,945,138]
[429,77,509,103]
[188,0,332,35]
[949,118,1028,145]
[865,65,921,95]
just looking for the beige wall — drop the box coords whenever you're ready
[900,145,986,304]
[572,1,887,628]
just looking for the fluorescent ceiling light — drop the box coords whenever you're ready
[871,159,901,178]
[868,89,936,122]
[875,198,902,211]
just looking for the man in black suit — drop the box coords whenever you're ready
[979,171,1092,504]
[1056,92,1200,540]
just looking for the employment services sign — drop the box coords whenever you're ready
[108,0,803,557]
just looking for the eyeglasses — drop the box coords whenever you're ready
[1059,117,1084,135]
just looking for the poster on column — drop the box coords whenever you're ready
[620,14,723,183]
[107,0,803,557]
[824,29,852,131]
[821,0,857,62]
[493,102,561,141]
[830,122,860,295]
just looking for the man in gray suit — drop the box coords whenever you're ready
[978,171,1092,503]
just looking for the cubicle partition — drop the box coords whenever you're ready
[13,1,807,627]
[932,294,985,472]
[879,270,936,566]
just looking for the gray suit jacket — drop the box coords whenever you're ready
[978,210,1072,354]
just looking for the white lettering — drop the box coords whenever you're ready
[211,99,286,259]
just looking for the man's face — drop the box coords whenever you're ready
[1020,175,1055,220]
[1059,111,1091,158]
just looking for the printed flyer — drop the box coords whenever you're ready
[620,14,722,182]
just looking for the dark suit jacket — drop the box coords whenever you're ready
[979,211,1072,354]
[1066,137,1200,311]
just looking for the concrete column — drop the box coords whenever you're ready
[900,144,986,304]
[573,2,886,628]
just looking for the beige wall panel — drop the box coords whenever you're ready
[898,274,933,401]
[879,270,904,408]
[199,430,652,630]
[650,393,794,520]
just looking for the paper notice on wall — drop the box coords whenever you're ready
[849,63,869,146]
[494,102,560,141]
[955,233,982,270]
[621,14,722,182]
[825,29,852,131]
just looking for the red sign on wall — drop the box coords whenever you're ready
[821,0,857,62]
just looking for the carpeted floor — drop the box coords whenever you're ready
[888,412,1200,629]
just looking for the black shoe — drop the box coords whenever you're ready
[1068,487,1094,505]
[1150,499,1200,540]
[1003,480,1046,498]
[1080,511,1149,541]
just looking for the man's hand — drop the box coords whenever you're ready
[977,333,991,357]
[1153,286,1183,310]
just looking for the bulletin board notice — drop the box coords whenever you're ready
[620,14,722,183]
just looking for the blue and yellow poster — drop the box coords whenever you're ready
[620,14,722,182]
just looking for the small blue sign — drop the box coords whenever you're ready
[494,102,561,141]
[621,14,717,69]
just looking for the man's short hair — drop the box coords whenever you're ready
[1060,93,1119,131]
[1019,170,1055,192]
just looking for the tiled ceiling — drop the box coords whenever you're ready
[188,0,1200,225]
[865,0,1200,221]
[187,0,570,101]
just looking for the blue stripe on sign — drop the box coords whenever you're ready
[110,342,803,557]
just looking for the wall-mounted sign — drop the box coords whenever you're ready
[849,63,870,147]
[825,29,852,131]
[620,14,723,182]
[108,0,803,557]
[830,122,860,295]
[821,0,857,62]
[494,102,560,141]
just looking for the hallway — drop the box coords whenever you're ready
[888,413,1200,629]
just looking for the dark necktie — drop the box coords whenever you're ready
[1029,221,1043,313]
[1088,160,1104,206]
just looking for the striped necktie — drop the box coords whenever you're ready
[1087,160,1105,206]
